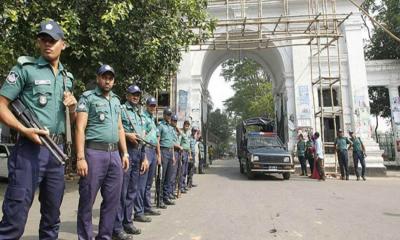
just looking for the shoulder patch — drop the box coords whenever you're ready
[17,56,35,66]
[66,72,74,80]
[82,90,94,97]
[6,71,19,84]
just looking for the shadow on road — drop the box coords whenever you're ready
[206,158,317,182]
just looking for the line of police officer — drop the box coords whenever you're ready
[0,20,201,240]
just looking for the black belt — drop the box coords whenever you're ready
[86,141,118,152]
[160,146,173,152]
[146,144,157,150]
[127,142,144,150]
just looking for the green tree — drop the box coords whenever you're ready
[0,0,215,96]
[368,86,391,140]
[221,58,274,120]
[363,0,400,59]
[208,108,232,154]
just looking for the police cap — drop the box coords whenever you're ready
[163,108,172,116]
[127,85,141,94]
[146,97,157,106]
[37,20,64,40]
[97,64,115,76]
[171,114,178,121]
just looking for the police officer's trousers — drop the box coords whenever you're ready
[298,155,307,175]
[0,138,65,240]
[168,151,180,197]
[77,149,123,240]
[338,150,349,178]
[187,151,196,186]
[134,146,151,217]
[143,147,157,212]
[353,150,366,177]
[161,149,174,201]
[114,147,142,233]
[180,151,189,190]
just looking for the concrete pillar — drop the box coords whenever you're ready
[388,85,400,164]
[343,13,386,176]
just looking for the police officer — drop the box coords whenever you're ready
[179,120,192,193]
[305,134,314,175]
[157,108,176,206]
[187,127,199,188]
[297,134,307,176]
[349,130,367,181]
[75,64,130,240]
[0,20,76,239]
[197,136,205,174]
[114,85,149,238]
[169,114,183,199]
[141,97,162,215]
[334,129,353,180]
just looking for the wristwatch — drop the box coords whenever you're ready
[123,153,130,158]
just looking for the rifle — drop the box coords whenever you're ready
[155,163,163,208]
[120,105,156,148]
[175,151,183,198]
[62,72,73,173]
[10,99,67,165]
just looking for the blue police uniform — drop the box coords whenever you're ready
[76,84,123,240]
[0,22,73,238]
[142,107,160,213]
[179,130,191,191]
[157,119,176,202]
[114,99,146,233]
[187,133,197,187]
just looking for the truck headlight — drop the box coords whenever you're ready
[283,157,290,163]
[250,155,259,162]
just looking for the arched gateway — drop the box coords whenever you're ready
[176,0,386,176]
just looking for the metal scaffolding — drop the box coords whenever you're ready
[190,0,351,173]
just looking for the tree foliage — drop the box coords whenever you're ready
[221,58,274,120]
[0,0,215,96]
[208,108,232,144]
[368,86,391,139]
[363,0,400,59]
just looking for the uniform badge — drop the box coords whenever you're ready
[78,102,86,110]
[99,113,105,122]
[6,71,18,84]
[39,95,48,106]
[45,23,53,30]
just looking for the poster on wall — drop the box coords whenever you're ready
[392,97,400,125]
[178,90,188,120]
[354,95,371,137]
[298,85,312,121]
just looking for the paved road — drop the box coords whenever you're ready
[1,158,400,240]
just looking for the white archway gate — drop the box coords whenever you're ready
[176,0,386,176]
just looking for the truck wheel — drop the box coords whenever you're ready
[246,161,254,179]
[283,172,290,180]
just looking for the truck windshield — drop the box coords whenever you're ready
[247,136,282,149]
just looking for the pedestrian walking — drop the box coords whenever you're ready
[75,64,130,240]
[141,97,162,215]
[334,129,353,180]
[349,130,367,181]
[314,132,325,181]
[296,134,307,176]
[0,20,77,239]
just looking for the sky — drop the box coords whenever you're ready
[208,65,234,111]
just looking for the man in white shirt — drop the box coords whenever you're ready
[314,132,326,181]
